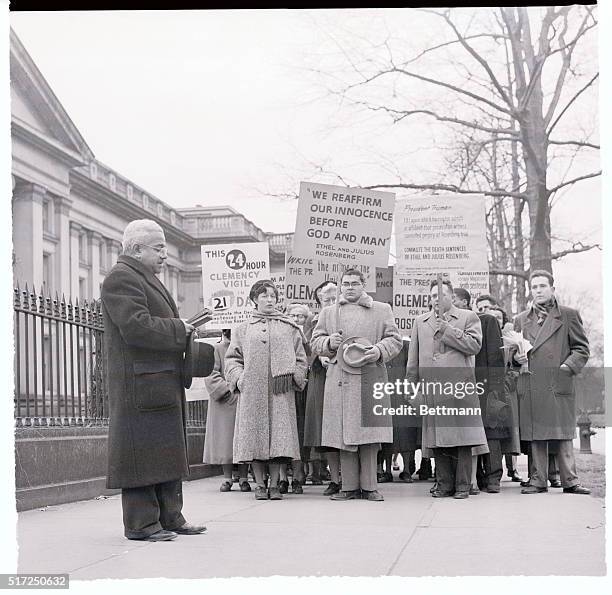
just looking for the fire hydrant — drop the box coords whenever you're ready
[577,412,596,454]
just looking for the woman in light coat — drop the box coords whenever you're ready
[203,329,250,493]
[225,280,308,500]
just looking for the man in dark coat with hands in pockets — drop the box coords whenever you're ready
[101,219,207,541]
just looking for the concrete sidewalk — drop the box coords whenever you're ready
[17,458,606,580]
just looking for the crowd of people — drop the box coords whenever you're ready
[102,219,591,542]
[203,267,592,501]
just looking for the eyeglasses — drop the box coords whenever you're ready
[341,282,362,288]
[141,244,168,256]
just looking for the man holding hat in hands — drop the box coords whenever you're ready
[311,268,402,501]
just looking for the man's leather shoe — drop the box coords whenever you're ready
[130,529,177,542]
[173,523,206,535]
[453,491,469,499]
[278,480,289,494]
[323,481,341,496]
[291,480,303,494]
[220,481,232,492]
[362,489,384,501]
[269,487,283,500]
[399,471,413,483]
[510,471,523,482]
[431,490,454,498]
[254,485,268,500]
[486,485,501,493]
[239,480,252,492]
[549,479,562,488]
[469,485,480,495]
[521,485,547,494]
[563,484,591,495]
[520,479,531,488]
[330,489,361,501]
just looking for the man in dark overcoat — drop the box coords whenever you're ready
[514,270,590,495]
[454,287,507,493]
[101,219,206,540]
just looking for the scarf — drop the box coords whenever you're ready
[531,296,557,326]
[250,310,306,394]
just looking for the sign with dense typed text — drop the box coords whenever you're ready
[394,194,488,332]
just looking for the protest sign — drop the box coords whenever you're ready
[368,266,394,308]
[287,182,396,303]
[270,267,286,306]
[394,194,488,331]
[201,242,270,329]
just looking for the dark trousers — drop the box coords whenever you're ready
[530,440,578,489]
[121,479,186,539]
[482,439,503,489]
[433,446,471,494]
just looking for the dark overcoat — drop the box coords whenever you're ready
[475,313,509,440]
[513,303,589,441]
[101,255,189,489]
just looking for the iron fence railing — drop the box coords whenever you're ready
[13,285,206,428]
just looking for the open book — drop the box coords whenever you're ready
[185,307,213,329]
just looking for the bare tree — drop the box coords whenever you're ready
[295,7,599,309]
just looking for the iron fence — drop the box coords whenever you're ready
[13,285,206,428]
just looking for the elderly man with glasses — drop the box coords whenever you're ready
[101,219,206,541]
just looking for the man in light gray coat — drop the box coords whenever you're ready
[311,268,402,501]
[406,279,486,499]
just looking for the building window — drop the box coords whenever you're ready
[127,185,133,200]
[143,194,149,209]
[89,162,97,179]
[109,173,116,191]
[42,199,52,234]
[78,233,87,264]
[42,253,52,293]
[79,277,87,302]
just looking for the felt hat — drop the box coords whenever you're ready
[337,336,375,375]
[183,334,215,389]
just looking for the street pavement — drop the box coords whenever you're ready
[17,455,605,580]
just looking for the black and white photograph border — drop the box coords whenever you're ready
[0,2,610,592]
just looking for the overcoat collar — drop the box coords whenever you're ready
[529,302,563,353]
[118,255,179,316]
[338,292,373,308]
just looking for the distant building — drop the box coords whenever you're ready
[10,29,292,316]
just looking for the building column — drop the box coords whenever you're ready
[55,196,73,297]
[69,222,83,299]
[12,181,46,289]
[89,231,102,299]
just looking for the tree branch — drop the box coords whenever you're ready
[362,182,526,200]
[429,9,512,108]
[548,170,601,194]
[490,268,528,280]
[548,139,600,150]
[547,73,599,136]
[359,103,519,136]
[390,67,511,115]
[551,242,601,261]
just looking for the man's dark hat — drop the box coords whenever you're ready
[183,334,215,388]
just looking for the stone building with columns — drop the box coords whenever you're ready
[10,29,292,316]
